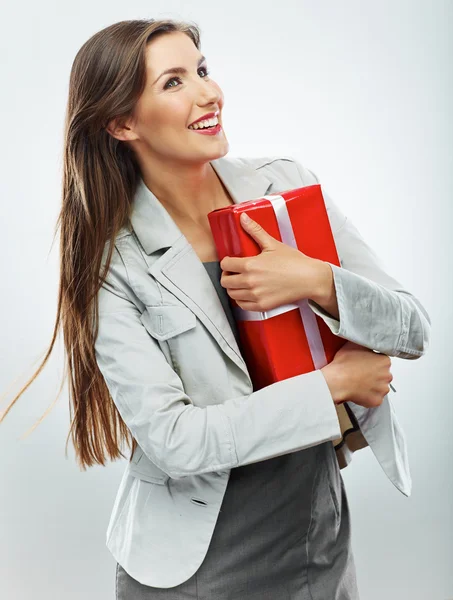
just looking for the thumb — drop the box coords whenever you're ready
[240,212,275,250]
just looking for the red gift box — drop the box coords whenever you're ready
[208,184,361,452]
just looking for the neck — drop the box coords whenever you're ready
[138,156,232,225]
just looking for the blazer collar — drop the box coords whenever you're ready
[129,155,274,379]
[130,155,273,255]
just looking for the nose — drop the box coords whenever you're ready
[194,77,222,107]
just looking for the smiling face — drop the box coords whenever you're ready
[123,31,228,165]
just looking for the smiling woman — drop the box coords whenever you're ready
[104,27,232,230]
[0,14,430,600]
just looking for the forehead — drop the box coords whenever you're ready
[145,31,200,72]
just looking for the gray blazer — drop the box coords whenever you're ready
[94,155,431,588]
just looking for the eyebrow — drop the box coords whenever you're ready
[152,55,207,86]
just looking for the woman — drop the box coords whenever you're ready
[1,18,431,599]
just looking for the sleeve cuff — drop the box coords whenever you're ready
[308,262,343,335]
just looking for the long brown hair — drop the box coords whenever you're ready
[0,18,201,469]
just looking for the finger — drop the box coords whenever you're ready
[240,213,275,250]
[227,288,256,301]
[236,299,264,311]
[220,273,247,289]
[220,255,251,273]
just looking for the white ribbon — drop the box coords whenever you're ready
[232,194,328,370]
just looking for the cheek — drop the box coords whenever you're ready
[139,100,186,132]
[159,96,191,127]
[143,104,189,150]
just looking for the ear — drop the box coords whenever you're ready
[105,116,138,143]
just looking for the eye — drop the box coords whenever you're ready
[164,66,211,90]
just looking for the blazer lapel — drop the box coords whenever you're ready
[130,156,274,377]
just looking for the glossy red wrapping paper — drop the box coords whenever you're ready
[208,185,359,450]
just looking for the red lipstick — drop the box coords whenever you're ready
[188,111,219,127]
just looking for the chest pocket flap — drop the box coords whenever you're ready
[140,304,197,341]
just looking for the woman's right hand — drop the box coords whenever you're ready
[321,341,394,408]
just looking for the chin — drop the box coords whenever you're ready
[211,142,230,161]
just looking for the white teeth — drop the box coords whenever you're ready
[189,116,219,130]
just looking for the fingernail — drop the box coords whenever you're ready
[241,213,251,223]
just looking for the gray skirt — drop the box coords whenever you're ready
[116,441,360,600]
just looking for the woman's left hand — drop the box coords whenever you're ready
[219,212,328,311]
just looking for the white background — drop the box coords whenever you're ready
[0,1,451,598]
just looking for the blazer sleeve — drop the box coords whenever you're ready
[93,247,342,480]
[293,160,431,360]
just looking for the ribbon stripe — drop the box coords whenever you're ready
[233,194,328,370]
